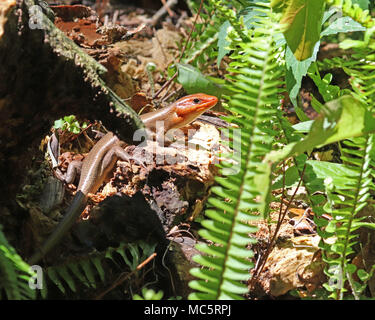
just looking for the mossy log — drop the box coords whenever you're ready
[0,0,143,209]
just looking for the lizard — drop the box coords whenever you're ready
[28,93,218,264]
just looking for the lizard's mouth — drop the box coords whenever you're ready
[196,96,218,111]
[176,94,218,116]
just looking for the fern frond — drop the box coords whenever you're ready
[189,5,283,300]
[182,1,223,69]
[325,0,373,27]
[0,225,36,300]
[341,0,374,28]
[182,0,253,69]
[44,241,156,297]
[318,26,375,105]
[322,134,375,299]
[310,20,375,298]
[274,114,329,220]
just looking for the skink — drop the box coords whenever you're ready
[29,93,218,264]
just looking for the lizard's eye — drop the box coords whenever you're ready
[193,98,201,104]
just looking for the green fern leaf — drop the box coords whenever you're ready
[67,262,90,288]
[55,265,76,292]
[0,225,36,300]
[79,260,96,289]
[41,242,157,298]
[47,268,66,294]
[189,4,282,300]
[322,133,375,299]
[91,257,105,283]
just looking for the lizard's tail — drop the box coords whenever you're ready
[28,191,88,265]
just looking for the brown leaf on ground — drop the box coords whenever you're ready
[260,236,324,297]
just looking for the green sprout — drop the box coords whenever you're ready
[53,115,87,134]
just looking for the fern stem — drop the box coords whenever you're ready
[178,0,205,63]
[153,0,204,99]
[250,161,307,288]
[185,33,219,65]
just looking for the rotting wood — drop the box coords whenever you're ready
[0,0,144,211]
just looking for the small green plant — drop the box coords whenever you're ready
[133,287,182,300]
[53,115,87,134]
[133,288,164,300]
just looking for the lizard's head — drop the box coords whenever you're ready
[173,93,218,129]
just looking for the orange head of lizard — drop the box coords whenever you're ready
[172,93,218,129]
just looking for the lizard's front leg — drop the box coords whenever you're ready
[64,160,83,184]
[101,145,146,174]
[47,132,84,185]
[52,159,83,185]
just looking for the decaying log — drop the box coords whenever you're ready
[0,0,143,217]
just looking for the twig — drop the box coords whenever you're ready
[152,73,177,99]
[150,0,178,27]
[161,0,175,17]
[112,9,119,25]
[177,0,204,63]
[176,11,187,29]
[103,14,108,27]
[161,241,176,296]
[94,252,157,300]
[162,89,179,102]
[152,0,204,100]
[249,162,308,289]
[153,27,168,63]
[137,253,157,270]
[160,83,176,101]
